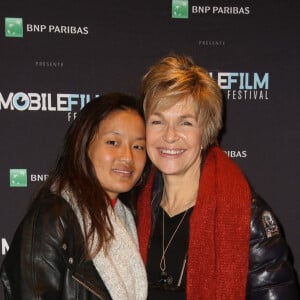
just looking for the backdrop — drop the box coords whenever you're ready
[0,0,299,296]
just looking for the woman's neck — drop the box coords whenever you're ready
[161,170,200,217]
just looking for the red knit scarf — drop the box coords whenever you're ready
[137,146,251,300]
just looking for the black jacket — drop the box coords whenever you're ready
[247,195,299,299]
[0,193,112,300]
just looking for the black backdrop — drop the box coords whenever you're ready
[1,0,299,296]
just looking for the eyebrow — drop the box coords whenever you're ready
[104,131,146,140]
[150,112,197,119]
[178,114,197,119]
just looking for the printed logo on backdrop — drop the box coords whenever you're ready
[191,5,250,15]
[171,0,251,18]
[35,60,64,68]
[10,169,27,187]
[224,150,247,159]
[5,17,23,37]
[1,238,9,255]
[4,17,88,38]
[172,0,189,19]
[9,169,49,188]
[210,72,269,101]
[0,92,99,121]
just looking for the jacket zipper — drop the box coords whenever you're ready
[72,274,106,300]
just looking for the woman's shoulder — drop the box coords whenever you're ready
[250,193,282,241]
[6,190,83,261]
[29,190,73,217]
[21,191,78,239]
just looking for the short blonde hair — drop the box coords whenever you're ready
[141,54,223,149]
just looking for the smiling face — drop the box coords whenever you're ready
[88,109,146,199]
[146,99,203,178]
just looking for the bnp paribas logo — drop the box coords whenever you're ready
[5,17,23,38]
[10,169,27,187]
[172,0,189,19]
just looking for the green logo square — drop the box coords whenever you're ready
[5,17,23,38]
[172,0,189,19]
[10,169,27,187]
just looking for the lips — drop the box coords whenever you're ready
[159,148,185,155]
[112,168,134,176]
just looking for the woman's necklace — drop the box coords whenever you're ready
[159,208,188,285]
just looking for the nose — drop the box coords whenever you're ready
[162,124,179,143]
[120,145,133,163]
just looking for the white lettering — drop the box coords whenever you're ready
[192,6,210,13]
[192,6,250,15]
[27,24,47,32]
[224,150,247,158]
[30,174,49,182]
[67,112,78,122]
[2,238,9,255]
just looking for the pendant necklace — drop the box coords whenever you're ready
[159,208,188,286]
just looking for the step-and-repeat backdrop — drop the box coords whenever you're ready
[1,0,299,293]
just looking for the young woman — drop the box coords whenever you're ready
[137,55,299,299]
[1,93,150,300]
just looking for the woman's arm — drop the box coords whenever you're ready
[247,196,300,299]
[0,196,72,299]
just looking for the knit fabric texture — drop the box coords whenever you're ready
[62,192,148,300]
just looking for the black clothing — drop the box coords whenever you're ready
[147,207,193,300]
[0,193,112,300]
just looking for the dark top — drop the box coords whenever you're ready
[147,206,193,300]
[0,193,112,300]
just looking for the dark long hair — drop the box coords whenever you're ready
[36,93,151,258]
